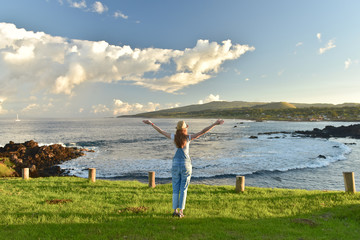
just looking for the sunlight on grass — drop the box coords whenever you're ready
[0,158,15,177]
[1,177,360,239]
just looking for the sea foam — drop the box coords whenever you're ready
[60,134,351,179]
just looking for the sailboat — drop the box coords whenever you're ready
[15,114,21,122]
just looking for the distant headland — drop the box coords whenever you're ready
[119,101,360,121]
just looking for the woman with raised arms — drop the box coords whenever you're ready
[143,119,224,218]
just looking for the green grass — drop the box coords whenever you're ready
[1,177,360,239]
[0,158,15,177]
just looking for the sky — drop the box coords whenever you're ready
[0,0,360,118]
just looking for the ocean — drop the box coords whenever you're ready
[1,118,359,190]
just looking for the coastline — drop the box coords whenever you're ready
[119,115,360,122]
[61,123,360,191]
[3,119,360,191]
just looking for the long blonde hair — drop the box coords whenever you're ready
[174,129,188,148]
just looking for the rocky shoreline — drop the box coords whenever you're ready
[0,140,93,177]
[294,124,360,139]
[256,124,360,140]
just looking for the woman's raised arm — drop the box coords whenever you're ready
[190,119,224,140]
[143,120,171,139]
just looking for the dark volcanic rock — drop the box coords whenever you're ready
[0,140,87,177]
[295,124,360,139]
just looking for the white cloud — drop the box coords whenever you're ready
[344,58,359,70]
[176,39,253,74]
[319,39,336,54]
[22,103,40,112]
[317,33,321,41]
[145,102,161,112]
[53,64,87,95]
[0,98,8,114]
[345,58,352,70]
[92,1,108,14]
[4,45,35,62]
[68,0,86,9]
[113,99,139,115]
[278,69,285,76]
[92,104,110,114]
[136,40,255,93]
[114,10,128,19]
[166,103,180,109]
[198,94,221,104]
[113,99,160,115]
[64,0,108,14]
[0,23,254,98]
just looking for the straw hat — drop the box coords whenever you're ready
[176,120,188,130]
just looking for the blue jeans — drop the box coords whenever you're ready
[172,149,192,210]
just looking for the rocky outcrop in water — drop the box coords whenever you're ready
[295,124,360,139]
[0,140,90,177]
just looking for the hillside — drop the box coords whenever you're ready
[119,101,360,121]
[252,102,297,109]
[143,101,266,114]
[120,101,309,117]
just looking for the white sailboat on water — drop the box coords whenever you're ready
[15,114,21,122]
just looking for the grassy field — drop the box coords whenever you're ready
[0,158,15,177]
[1,177,360,240]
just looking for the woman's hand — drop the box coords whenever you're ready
[215,119,224,125]
[143,120,153,125]
[143,120,171,139]
[191,119,224,140]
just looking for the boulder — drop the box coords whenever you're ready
[10,154,23,165]
[0,140,89,177]
[24,140,39,148]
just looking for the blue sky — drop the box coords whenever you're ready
[0,0,359,118]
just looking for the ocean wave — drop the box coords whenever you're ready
[59,131,353,180]
[70,136,163,147]
[61,147,350,179]
[38,142,66,147]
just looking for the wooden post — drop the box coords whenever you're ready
[22,168,29,180]
[235,176,245,193]
[149,171,156,188]
[88,168,96,183]
[343,172,356,193]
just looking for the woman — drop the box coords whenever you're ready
[143,119,224,218]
